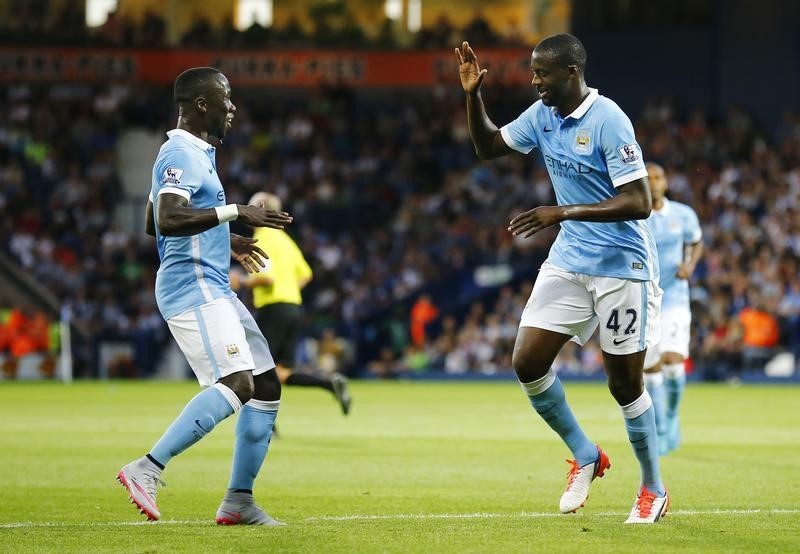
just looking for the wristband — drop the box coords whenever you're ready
[215,204,238,224]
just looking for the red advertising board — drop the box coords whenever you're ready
[0,48,533,87]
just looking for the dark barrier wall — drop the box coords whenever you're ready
[572,0,800,131]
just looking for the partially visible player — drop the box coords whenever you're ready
[240,191,351,415]
[456,34,668,523]
[117,67,293,526]
[642,162,703,454]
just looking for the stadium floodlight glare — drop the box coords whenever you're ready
[385,0,403,21]
[236,0,273,30]
[407,0,421,32]
[85,0,117,27]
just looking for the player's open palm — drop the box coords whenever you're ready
[238,205,293,229]
[455,41,487,95]
[230,234,268,273]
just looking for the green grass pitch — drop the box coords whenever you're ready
[1,380,798,552]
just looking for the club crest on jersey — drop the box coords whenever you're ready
[225,344,240,359]
[574,130,591,154]
[618,144,640,165]
[162,167,184,185]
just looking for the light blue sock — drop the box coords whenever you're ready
[663,363,686,419]
[149,384,241,467]
[644,372,668,454]
[521,370,598,467]
[228,400,279,491]
[621,391,665,495]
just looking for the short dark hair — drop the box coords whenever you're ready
[534,33,587,73]
[173,67,223,106]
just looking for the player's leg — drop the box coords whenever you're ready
[514,264,609,513]
[661,351,686,452]
[262,303,351,414]
[659,306,691,452]
[643,344,668,455]
[216,299,284,526]
[595,277,667,523]
[117,299,253,521]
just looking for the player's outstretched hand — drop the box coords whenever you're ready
[508,206,564,238]
[237,205,293,229]
[455,41,487,95]
[230,233,269,273]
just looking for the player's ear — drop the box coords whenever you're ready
[194,95,208,114]
[567,64,579,76]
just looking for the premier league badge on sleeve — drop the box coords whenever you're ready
[618,144,640,165]
[162,167,184,185]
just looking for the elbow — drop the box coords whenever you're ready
[157,218,178,236]
[633,194,652,219]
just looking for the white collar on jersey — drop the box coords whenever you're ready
[553,87,600,120]
[166,128,215,152]
[653,197,672,215]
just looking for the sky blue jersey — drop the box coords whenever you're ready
[150,129,234,320]
[646,198,702,310]
[501,88,658,281]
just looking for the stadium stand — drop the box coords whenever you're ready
[1,78,799,379]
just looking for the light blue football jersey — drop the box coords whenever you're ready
[150,129,234,320]
[501,88,658,281]
[646,198,702,310]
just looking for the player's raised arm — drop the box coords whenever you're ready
[456,41,513,160]
[156,193,292,237]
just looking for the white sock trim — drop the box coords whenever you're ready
[662,362,686,379]
[246,398,280,412]
[520,369,557,396]
[643,371,664,388]
[621,390,653,419]
[213,382,243,413]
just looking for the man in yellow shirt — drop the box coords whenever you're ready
[244,192,351,415]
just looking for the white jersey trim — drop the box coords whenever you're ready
[612,167,648,188]
[191,235,214,303]
[499,125,534,154]
[158,186,191,200]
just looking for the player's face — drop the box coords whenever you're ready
[647,165,668,201]
[530,50,571,107]
[206,75,236,139]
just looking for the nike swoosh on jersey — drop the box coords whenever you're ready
[612,336,632,345]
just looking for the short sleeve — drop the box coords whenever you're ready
[500,103,539,154]
[599,113,648,187]
[683,206,702,243]
[154,148,203,201]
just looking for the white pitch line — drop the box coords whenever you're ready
[1,509,797,529]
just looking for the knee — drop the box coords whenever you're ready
[220,372,255,405]
[254,369,282,402]
[607,374,643,406]
[512,345,548,382]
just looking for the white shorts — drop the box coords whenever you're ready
[167,296,275,387]
[644,305,691,368]
[520,262,662,355]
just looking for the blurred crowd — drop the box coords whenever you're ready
[1,79,799,380]
[0,3,523,50]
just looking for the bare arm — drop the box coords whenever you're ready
[156,193,292,237]
[456,42,514,160]
[145,199,155,237]
[508,178,652,238]
[677,241,704,279]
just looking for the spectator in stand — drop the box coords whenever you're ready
[738,291,781,372]
[410,294,439,347]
